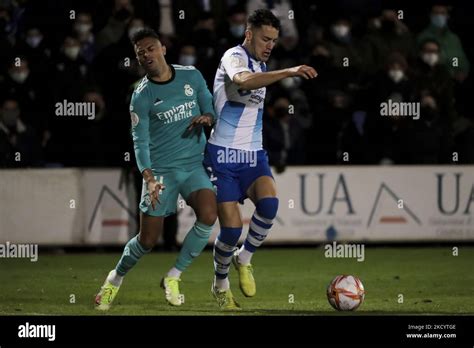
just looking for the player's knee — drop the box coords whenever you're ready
[137,233,156,250]
[256,197,279,220]
[200,214,217,227]
[197,207,217,226]
[198,215,217,227]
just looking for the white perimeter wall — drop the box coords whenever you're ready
[1,166,473,245]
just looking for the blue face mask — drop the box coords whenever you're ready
[431,14,447,28]
[230,24,245,38]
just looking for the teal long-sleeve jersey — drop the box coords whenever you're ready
[129,65,215,172]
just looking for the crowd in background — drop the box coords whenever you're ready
[1,0,473,169]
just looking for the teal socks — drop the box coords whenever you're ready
[175,221,213,272]
[115,235,151,276]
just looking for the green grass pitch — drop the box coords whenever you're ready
[1,247,473,315]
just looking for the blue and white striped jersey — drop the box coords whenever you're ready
[209,45,267,151]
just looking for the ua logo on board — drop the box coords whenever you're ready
[184,84,194,96]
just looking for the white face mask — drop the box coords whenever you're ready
[422,52,439,66]
[128,27,144,40]
[388,69,404,83]
[10,71,29,84]
[280,76,302,89]
[179,54,197,66]
[75,23,92,34]
[26,35,42,48]
[332,24,350,38]
[64,46,81,60]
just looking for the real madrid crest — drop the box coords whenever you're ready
[184,84,194,96]
[130,112,139,127]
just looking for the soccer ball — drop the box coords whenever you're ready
[327,275,365,311]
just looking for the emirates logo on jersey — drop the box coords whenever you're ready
[184,84,194,96]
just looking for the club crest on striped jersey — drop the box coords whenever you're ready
[230,54,245,69]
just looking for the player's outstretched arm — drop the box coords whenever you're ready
[234,65,317,91]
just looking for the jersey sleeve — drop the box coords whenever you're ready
[195,69,216,120]
[130,89,152,173]
[221,49,251,81]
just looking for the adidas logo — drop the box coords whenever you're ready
[154,97,163,106]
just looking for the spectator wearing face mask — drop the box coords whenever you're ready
[72,12,96,63]
[370,52,415,108]
[417,3,470,82]
[52,35,91,103]
[218,5,247,50]
[178,44,197,67]
[413,39,456,127]
[0,57,49,133]
[0,98,42,167]
[16,27,52,80]
[326,16,365,73]
[363,8,415,75]
[370,54,452,164]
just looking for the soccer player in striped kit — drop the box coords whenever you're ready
[204,9,317,309]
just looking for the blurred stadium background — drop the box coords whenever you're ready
[0,0,473,315]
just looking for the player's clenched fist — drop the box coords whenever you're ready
[286,65,318,79]
[147,179,166,210]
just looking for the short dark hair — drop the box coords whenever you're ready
[247,9,281,31]
[419,38,440,50]
[130,28,160,45]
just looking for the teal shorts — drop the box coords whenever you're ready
[139,164,214,217]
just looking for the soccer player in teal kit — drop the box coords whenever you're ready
[95,29,217,309]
